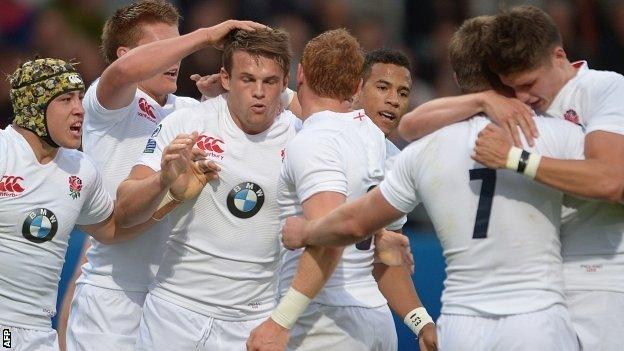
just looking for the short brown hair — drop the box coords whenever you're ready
[302,29,364,101]
[449,16,503,93]
[101,0,180,65]
[221,28,292,78]
[486,5,562,75]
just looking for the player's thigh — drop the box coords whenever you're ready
[492,304,579,351]
[567,290,624,351]
[134,293,211,351]
[203,317,264,351]
[436,314,487,351]
[0,324,58,351]
[66,284,146,351]
[288,304,396,351]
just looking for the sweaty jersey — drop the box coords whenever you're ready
[139,94,300,321]
[79,78,198,292]
[278,110,388,308]
[545,61,624,292]
[0,126,113,329]
[379,116,584,316]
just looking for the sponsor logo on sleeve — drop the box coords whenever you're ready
[143,139,157,153]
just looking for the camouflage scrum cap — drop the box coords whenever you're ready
[9,58,85,147]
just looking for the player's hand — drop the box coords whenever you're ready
[167,132,221,201]
[374,230,414,273]
[205,20,268,49]
[159,133,196,187]
[191,73,224,100]
[281,216,309,250]
[246,318,289,351]
[473,123,513,169]
[481,90,537,147]
[418,323,438,351]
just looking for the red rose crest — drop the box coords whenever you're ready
[69,175,83,199]
[564,109,580,125]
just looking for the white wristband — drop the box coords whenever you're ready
[523,153,542,179]
[404,307,434,337]
[505,146,523,171]
[270,288,311,329]
[152,191,183,221]
[280,88,295,108]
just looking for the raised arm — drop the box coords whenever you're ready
[98,20,266,109]
[399,90,536,146]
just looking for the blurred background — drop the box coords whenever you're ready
[2,0,623,350]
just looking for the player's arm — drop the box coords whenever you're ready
[98,20,267,109]
[373,264,437,350]
[115,133,219,227]
[474,124,624,202]
[398,90,536,146]
[282,187,405,249]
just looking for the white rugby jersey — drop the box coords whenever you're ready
[546,61,624,292]
[79,78,198,292]
[278,110,388,308]
[380,116,584,316]
[0,126,113,329]
[139,94,300,321]
[384,139,407,231]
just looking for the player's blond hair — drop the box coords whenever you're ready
[301,29,364,101]
[101,0,180,65]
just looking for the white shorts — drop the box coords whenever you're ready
[135,293,264,351]
[567,290,624,351]
[287,303,397,351]
[0,324,58,351]
[66,284,147,351]
[437,304,579,351]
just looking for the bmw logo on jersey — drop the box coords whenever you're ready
[22,208,58,243]
[227,182,265,219]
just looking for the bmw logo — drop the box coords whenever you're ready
[227,182,265,218]
[22,208,58,243]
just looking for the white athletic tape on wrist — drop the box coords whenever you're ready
[280,88,295,108]
[523,153,542,179]
[404,307,434,337]
[152,191,183,221]
[270,288,311,329]
[505,146,523,171]
[505,146,542,179]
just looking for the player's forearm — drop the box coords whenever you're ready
[536,157,624,202]
[102,29,209,90]
[373,263,423,318]
[115,173,169,227]
[398,93,485,141]
[291,245,345,299]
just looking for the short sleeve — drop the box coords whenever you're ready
[285,134,347,203]
[83,79,134,131]
[533,117,585,160]
[379,142,423,214]
[583,73,624,136]
[77,165,114,225]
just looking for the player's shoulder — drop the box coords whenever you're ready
[170,94,200,110]
[58,148,100,178]
[162,94,224,126]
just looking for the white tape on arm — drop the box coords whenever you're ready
[404,307,434,338]
[270,287,311,329]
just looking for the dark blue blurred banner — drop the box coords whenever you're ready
[54,226,446,351]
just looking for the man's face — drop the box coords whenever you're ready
[358,63,411,136]
[46,90,85,149]
[221,51,287,134]
[133,22,180,102]
[499,49,569,113]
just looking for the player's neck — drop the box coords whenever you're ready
[299,86,350,120]
[13,125,59,164]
